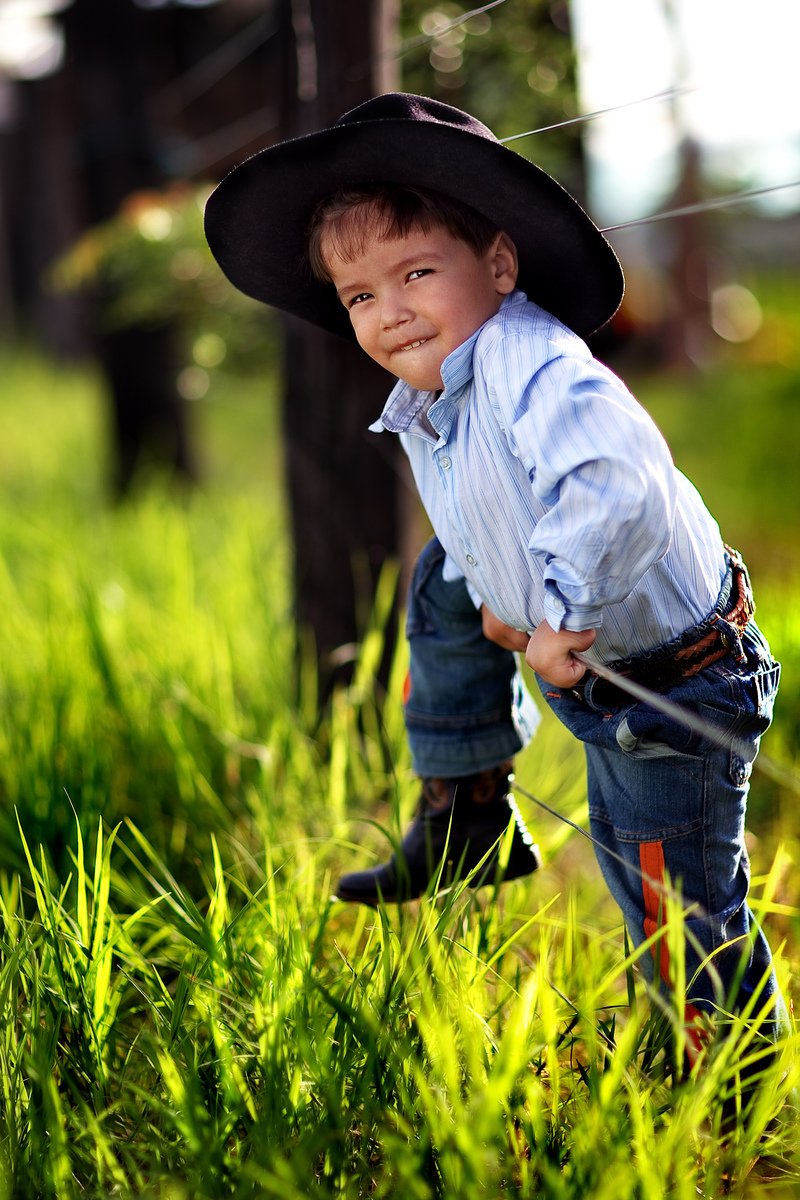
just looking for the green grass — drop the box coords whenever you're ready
[0,348,797,1197]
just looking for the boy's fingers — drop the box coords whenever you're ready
[571,628,597,651]
[481,605,530,651]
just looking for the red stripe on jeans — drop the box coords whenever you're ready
[639,841,710,1063]
[640,839,670,985]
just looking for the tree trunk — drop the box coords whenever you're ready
[59,0,198,495]
[278,0,405,690]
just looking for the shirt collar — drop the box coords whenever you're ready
[369,370,470,440]
[438,325,480,394]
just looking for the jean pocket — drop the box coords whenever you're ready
[698,659,780,786]
[615,713,697,760]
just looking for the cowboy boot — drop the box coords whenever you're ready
[335,761,540,905]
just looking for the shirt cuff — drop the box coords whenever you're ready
[543,591,603,633]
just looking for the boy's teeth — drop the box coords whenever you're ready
[403,339,426,350]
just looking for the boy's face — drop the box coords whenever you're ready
[324,224,518,391]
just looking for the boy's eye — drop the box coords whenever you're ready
[347,292,372,308]
[407,268,432,281]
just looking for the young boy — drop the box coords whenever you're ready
[205,93,784,1044]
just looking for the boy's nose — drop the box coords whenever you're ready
[380,293,412,329]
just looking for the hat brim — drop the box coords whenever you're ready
[204,117,624,340]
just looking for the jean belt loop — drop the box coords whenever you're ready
[709,614,747,663]
[580,673,598,706]
[724,543,755,612]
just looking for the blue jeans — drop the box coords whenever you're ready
[405,537,784,1037]
[404,538,540,778]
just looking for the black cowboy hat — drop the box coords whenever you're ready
[204,92,624,340]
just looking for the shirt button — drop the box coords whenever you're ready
[440,456,452,469]
[466,554,476,565]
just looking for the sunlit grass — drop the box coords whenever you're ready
[1,814,797,1198]
[0,349,797,1197]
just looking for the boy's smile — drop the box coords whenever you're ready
[324,225,518,391]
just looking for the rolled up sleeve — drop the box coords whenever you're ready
[490,341,676,631]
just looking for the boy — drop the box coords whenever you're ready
[205,93,784,1043]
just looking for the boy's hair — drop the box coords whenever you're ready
[307,183,500,282]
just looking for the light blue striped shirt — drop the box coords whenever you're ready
[371,290,727,662]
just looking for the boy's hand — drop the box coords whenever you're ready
[481,606,530,652]
[524,622,597,687]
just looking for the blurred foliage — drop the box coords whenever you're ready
[632,268,800,581]
[48,183,277,381]
[399,0,586,191]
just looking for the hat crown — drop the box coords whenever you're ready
[334,92,497,143]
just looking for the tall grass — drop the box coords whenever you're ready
[1,813,797,1198]
[0,350,797,1197]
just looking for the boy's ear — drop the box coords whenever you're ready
[490,231,519,295]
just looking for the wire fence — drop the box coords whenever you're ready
[159,5,800,232]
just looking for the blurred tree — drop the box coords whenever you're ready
[275,0,405,690]
[2,0,280,494]
[56,0,198,495]
[399,0,586,197]
[660,0,713,368]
